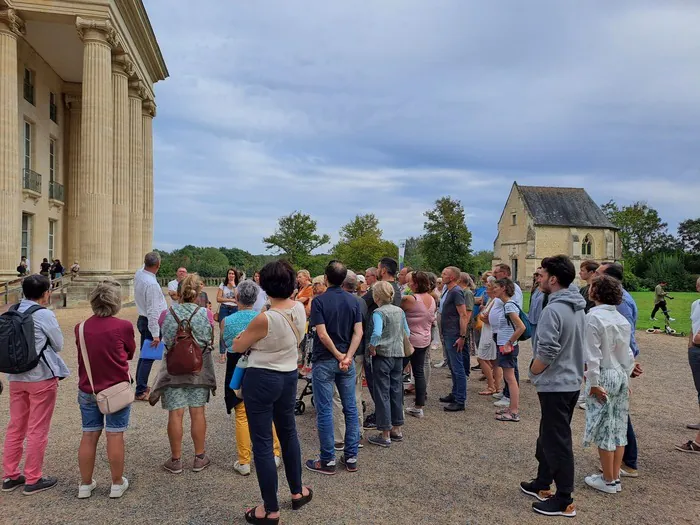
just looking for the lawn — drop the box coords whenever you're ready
[521,290,697,336]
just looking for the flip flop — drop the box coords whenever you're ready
[495,412,520,422]
[479,390,496,396]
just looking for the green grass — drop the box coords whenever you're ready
[521,291,696,335]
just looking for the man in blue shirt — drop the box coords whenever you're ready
[306,261,363,475]
[598,262,642,477]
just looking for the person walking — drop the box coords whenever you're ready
[520,255,586,518]
[305,262,363,474]
[438,266,471,412]
[651,281,675,322]
[401,270,435,418]
[1,275,70,495]
[232,260,312,524]
[367,281,410,447]
[133,252,168,401]
[150,274,216,474]
[75,281,135,499]
[582,274,635,494]
[676,276,700,452]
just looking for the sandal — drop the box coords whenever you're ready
[479,389,496,396]
[495,407,510,415]
[292,486,314,510]
[495,412,520,422]
[245,506,279,524]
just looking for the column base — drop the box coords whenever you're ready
[66,273,135,307]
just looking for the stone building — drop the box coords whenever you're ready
[0,0,167,285]
[492,182,621,283]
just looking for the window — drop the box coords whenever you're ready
[48,220,56,262]
[511,213,517,226]
[21,214,32,260]
[49,139,56,183]
[23,68,34,105]
[511,258,519,282]
[49,92,57,123]
[582,234,593,257]
[24,121,32,170]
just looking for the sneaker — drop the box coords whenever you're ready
[339,455,358,473]
[2,475,25,492]
[444,402,465,412]
[520,480,554,502]
[584,474,617,494]
[686,423,700,430]
[615,479,622,493]
[389,432,404,442]
[620,464,638,478]
[304,459,336,475]
[334,442,345,451]
[363,413,377,430]
[109,477,129,499]
[402,373,412,384]
[578,402,586,410]
[192,454,211,472]
[492,391,504,400]
[669,317,676,322]
[433,360,446,368]
[274,455,282,468]
[439,393,455,403]
[163,457,183,474]
[532,496,576,517]
[494,397,510,408]
[367,434,391,448]
[234,461,251,476]
[77,479,97,499]
[405,406,424,418]
[22,476,58,495]
[675,440,700,454]
[650,317,657,321]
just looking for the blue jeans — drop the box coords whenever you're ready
[364,355,375,402]
[373,356,404,431]
[312,359,359,461]
[136,316,156,396]
[445,335,469,405]
[78,391,131,433]
[622,416,638,470]
[243,367,302,513]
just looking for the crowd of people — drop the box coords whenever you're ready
[1,250,699,523]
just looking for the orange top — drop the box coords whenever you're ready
[296,285,314,316]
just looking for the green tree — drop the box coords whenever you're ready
[420,196,473,273]
[471,250,494,274]
[403,236,426,270]
[601,200,676,258]
[263,211,330,266]
[332,214,398,271]
[678,218,700,253]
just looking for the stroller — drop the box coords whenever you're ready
[295,327,314,415]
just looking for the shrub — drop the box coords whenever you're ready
[622,267,641,291]
[644,253,694,291]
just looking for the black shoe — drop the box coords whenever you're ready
[443,402,465,412]
[532,496,576,517]
[304,459,336,475]
[334,442,344,451]
[439,394,455,403]
[22,476,58,495]
[363,413,377,430]
[339,455,358,473]
[471,365,481,371]
[520,480,554,502]
[291,487,314,510]
[2,475,25,492]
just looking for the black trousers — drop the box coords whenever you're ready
[535,391,579,499]
[651,300,669,319]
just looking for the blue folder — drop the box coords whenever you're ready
[141,339,165,360]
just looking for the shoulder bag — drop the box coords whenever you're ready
[78,321,134,414]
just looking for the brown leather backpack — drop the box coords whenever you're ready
[166,306,203,375]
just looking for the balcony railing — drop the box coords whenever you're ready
[49,180,64,202]
[22,168,41,194]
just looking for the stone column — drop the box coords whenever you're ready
[142,98,155,256]
[110,53,131,273]
[76,17,115,274]
[127,80,144,270]
[0,9,24,281]
[64,94,82,266]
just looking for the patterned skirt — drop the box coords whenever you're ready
[583,367,630,451]
[161,386,210,411]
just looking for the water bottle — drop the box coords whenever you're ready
[229,355,248,390]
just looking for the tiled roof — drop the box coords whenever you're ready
[516,184,616,229]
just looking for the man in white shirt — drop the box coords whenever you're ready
[134,252,167,400]
[492,263,523,408]
[676,277,700,452]
[167,267,187,301]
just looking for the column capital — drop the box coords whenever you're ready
[128,78,145,100]
[142,98,156,118]
[65,94,82,111]
[76,16,116,47]
[0,8,25,36]
[112,52,134,77]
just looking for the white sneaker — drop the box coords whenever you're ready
[77,479,97,499]
[433,360,446,368]
[274,456,282,469]
[578,402,586,410]
[669,317,676,322]
[615,479,621,493]
[494,397,510,408]
[650,317,657,321]
[405,406,424,418]
[234,461,251,476]
[584,474,617,494]
[492,392,504,400]
[109,477,129,499]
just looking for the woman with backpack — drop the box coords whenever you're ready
[149,274,215,475]
[492,278,526,422]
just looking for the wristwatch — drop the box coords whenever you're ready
[458,334,466,339]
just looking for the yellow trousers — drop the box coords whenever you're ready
[234,402,281,464]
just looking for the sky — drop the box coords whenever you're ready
[144,0,700,255]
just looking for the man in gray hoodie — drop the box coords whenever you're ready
[520,255,586,518]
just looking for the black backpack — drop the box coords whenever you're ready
[0,304,51,374]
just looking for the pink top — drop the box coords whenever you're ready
[405,293,436,348]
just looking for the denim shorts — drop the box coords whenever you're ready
[78,390,131,433]
[497,344,519,369]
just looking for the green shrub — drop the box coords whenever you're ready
[644,253,694,291]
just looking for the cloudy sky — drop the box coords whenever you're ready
[145,0,700,254]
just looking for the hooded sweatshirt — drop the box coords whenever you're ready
[529,283,586,392]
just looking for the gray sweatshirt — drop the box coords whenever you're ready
[529,283,586,393]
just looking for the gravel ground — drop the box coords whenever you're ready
[1,303,699,525]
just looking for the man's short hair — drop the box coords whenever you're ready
[325,260,348,287]
[366,267,378,277]
[580,260,600,273]
[343,270,358,293]
[496,263,512,276]
[446,266,461,279]
[379,257,398,277]
[22,274,50,300]
[541,255,576,288]
[600,262,624,282]
[144,251,160,267]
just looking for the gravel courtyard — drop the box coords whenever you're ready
[1,303,698,525]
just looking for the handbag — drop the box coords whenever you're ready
[403,332,415,357]
[78,321,134,415]
[166,306,204,375]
